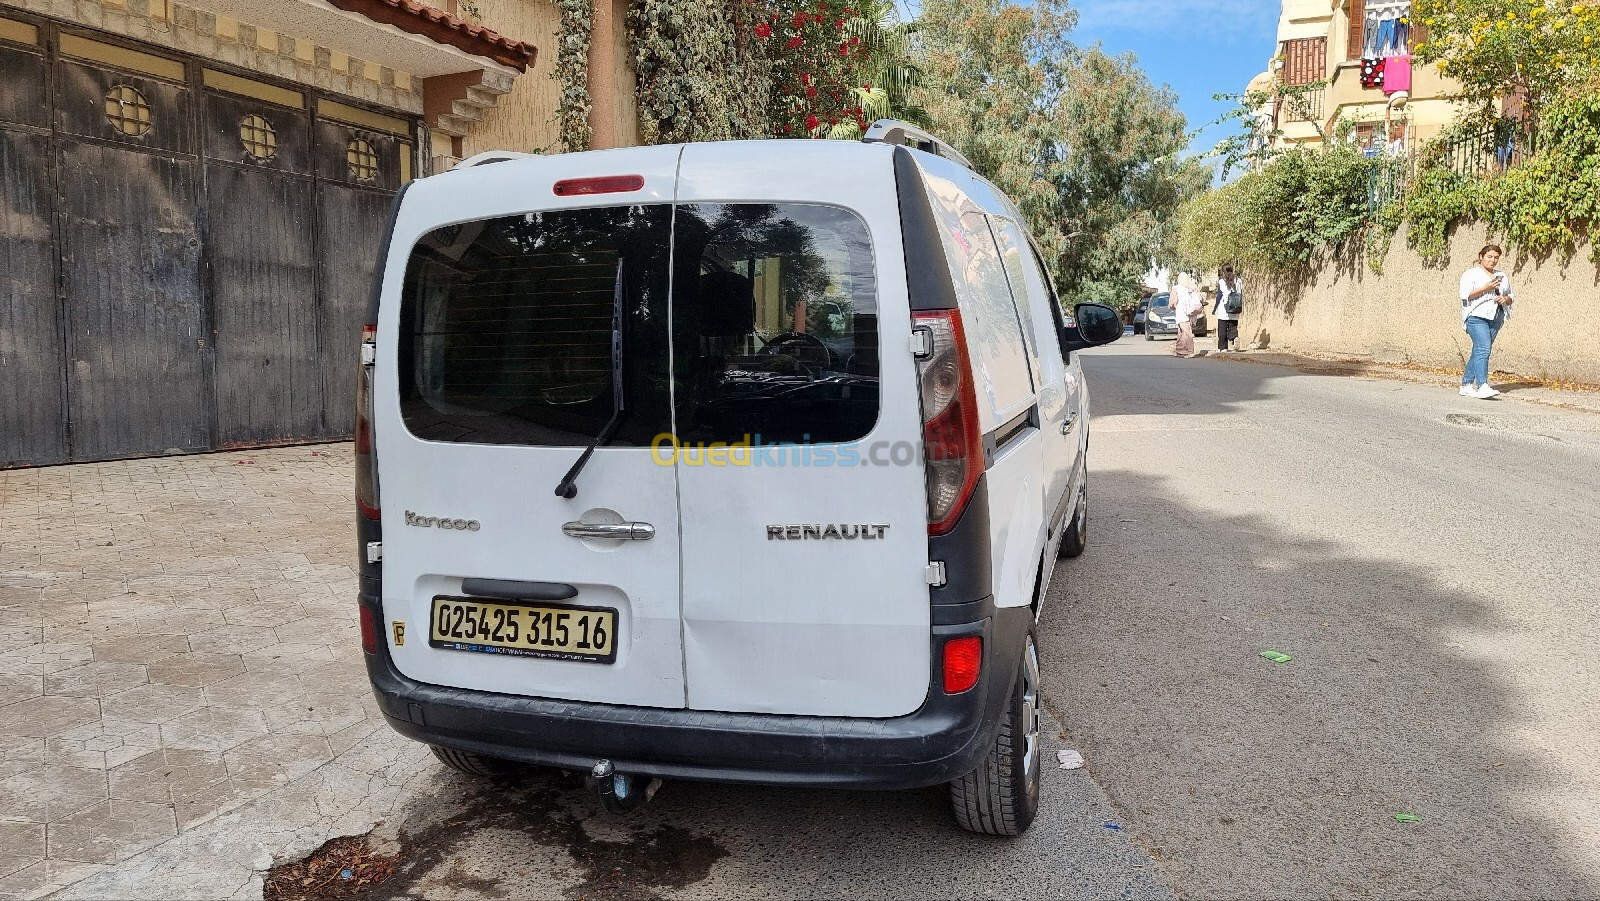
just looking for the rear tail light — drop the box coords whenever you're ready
[355,323,380,520]
[914,310,983,535]
[553,175,645,196]
[942,636,983,693]
[359,604,379,654]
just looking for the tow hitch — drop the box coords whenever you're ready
[585,759,662,814]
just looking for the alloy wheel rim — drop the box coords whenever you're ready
[1076,486,1088,541]
[1021,635,1041,781]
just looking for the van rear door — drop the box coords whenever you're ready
[671,142,933,717]
[376,148,686,709]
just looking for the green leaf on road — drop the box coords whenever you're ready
[1395,813,1421,823]
[1259,650,1293,664]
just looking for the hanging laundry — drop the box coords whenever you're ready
[1393,15,1411,56]
[1376,12,1397,59]
[1360,58,1387,90]
[1383,53,1413,95]
[1364,11,1383,58]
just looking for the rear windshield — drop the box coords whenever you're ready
[399,202,879,447]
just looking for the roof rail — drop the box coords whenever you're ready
[452,150,539,170]
[861,119,974,171]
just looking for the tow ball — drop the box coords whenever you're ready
[585,759,662,814]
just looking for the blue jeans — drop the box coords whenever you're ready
[1463,307,1504,386]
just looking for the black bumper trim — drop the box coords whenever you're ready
[364,595,1031,790]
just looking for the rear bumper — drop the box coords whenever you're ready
[364,594,1030,790]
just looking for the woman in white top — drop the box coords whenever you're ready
[1214,264,1243,351]
[1172,274,1203,357]
[1458,244,1514,399]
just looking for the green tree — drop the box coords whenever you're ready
[913,0,1208,305]
[1413,0,1600,134]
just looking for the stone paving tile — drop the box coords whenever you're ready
[0,859,105,901]
[0,697,101,738]
[0,446,374,898]
[97,684,206,726]
[42,662,148,699]
[0,674,42,708]
[0,853,34,881]
[46,800,177,865]
[87,634,191,665]
[159,707,271,754]
[0,824,44,860]
[145,653,246,687]
[0,766,107,825]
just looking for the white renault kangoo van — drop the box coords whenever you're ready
[356,122,1122,835]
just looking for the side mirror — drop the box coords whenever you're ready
[1060,302,1122,357]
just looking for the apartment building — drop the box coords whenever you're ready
[1251,0,1475,154]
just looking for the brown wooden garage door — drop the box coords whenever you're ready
[0,13,413,466]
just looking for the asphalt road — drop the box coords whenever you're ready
[269,339,1600,900]
[1052,339,1600,899]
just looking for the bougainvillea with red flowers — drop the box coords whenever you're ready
[751,1,914,138]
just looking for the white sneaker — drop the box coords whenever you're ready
[1459,385,1476,396]
[1473,384,1501,399]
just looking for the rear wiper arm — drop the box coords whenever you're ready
[555,258,626,499]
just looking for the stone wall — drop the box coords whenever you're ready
[1241,223,1600,385]
[437,0,563,156]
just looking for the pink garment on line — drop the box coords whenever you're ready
[1383,54,1412,94]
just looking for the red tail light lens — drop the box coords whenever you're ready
[355,323,380,520]
[359,604,379,654]
[943,636,983,693]
[915,310,984,535]
[553,175,645,196]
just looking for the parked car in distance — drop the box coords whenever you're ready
[1142,292,1207,340]
[356,121,1123,838]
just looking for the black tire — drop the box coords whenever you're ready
[950,632,1042,836]
[430,745,520,777]
[1145,331,1155,341]
[1057,480,1087,559]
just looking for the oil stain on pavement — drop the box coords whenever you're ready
[265,773,727,901]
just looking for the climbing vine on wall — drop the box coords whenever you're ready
[556,0,593,152]
[626,0,772,144]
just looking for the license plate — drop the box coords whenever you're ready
[429,596,617,663]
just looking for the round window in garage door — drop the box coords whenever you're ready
[103,84,151,136]
[239,114,277,160]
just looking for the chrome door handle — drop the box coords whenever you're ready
[1061,412,1078,435]
[562,521,655,541]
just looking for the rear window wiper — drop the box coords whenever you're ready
[555,258,626,499]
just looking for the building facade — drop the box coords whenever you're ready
[0,0,635,467]
[1250,0,1476,155]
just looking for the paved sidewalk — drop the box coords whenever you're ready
[0,446,380,900]
[1202,348,1600,415]
[1,445,1172,901]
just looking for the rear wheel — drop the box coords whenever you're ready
[950,632,1042,836]
[430,745,521,777]
[1057,480,1087,559]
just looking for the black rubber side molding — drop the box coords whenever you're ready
[461,579,579,602]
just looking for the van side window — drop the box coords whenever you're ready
[671,202,879,445]
[397,205,674,446]
[988,217,1046,377]
[921,181,1037,415]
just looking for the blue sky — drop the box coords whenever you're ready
[894,0,1280,159]
[1070,0,1279,159]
